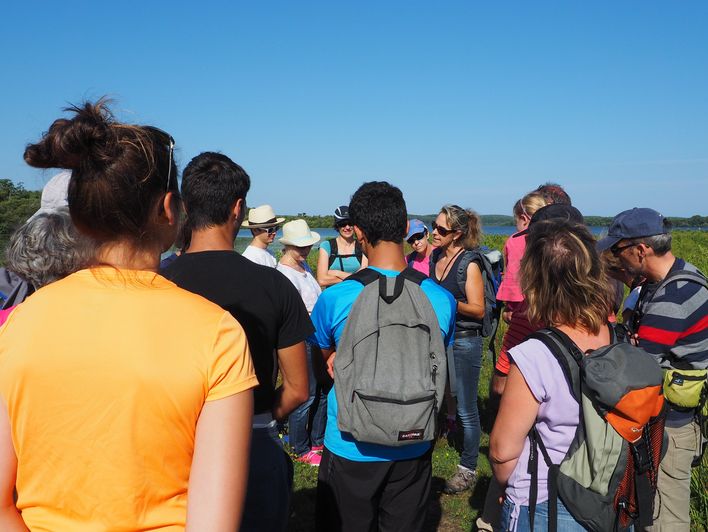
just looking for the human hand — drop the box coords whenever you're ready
[503,310,513,324]
[327,352,337,379]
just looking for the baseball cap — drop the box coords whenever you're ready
[596,208,668,252]
[334,205,350,222]
[406,219,428,240]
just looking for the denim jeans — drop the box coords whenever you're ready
[241,421,294,532]
[501,497,586,531]
[452,334,483,471]
[288,342,328,456]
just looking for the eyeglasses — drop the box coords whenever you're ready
[258,226,278,235]
[336,222,353,230]
[432,221,454,237]
[144,126,176,192]
[407,232,427,245]
[610,242,637,257]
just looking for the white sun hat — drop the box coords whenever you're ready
[241,204,286,228]
[279,219,320,247]
[30,170,71,220]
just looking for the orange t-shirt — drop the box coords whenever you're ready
[0,267,258,531]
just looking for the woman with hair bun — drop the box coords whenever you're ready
[0,100,257,531]
[429,204,486,495]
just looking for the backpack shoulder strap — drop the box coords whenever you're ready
[526,328,582,401]
[327,238,338,268]
[346,267,380,287]
[354,241,363,265]
[657,269,708,292]
[399,267,427,286]
[455,250,476,298]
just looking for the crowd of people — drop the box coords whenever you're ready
[0,100,706,532]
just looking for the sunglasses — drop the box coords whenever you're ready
[259,226,278,235]
[610,242,637,257]
[336,221,353,229]
[144,126,176,193]
[432,221,455,237]
[407,232,427,245]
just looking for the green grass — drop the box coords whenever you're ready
[286,230,708,531]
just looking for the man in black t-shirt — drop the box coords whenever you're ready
[162,152,311,532]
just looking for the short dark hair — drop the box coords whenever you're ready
[348,181,407,246]
[181,152,251,230]
[535,182,572,205]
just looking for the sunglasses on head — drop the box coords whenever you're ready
[432,221,454,237]
[407,232,427,245]
[144,126,175,193]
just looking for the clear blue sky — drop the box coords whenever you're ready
[1,1,706,216]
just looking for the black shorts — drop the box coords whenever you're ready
[315,447,432,532]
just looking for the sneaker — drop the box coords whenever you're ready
[295,450,322,466]
[443,466,477,494]
[475,516,494,531]
[311,445,324,453]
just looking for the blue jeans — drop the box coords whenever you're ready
[451,334,483,471]
[288,343,328,456]
[501,497,585,531]
[241,422,294,532]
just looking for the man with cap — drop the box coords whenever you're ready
[241,204,285,267]
[598,207,708,530]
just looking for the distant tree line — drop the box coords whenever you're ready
[0,179,41,243]
[282,212,708,229]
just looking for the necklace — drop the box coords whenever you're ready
[437,248,463,282]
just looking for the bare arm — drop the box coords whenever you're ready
[359,254,369,270]
[186,391,253,531]
[317,248,349,287]
[457,262,485,320]
[490,364,540,487]
[0,401,28,531]
[272,342,309,421]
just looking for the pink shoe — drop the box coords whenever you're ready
[311,445,324,453]
[295,450,321,466]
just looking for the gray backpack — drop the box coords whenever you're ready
[334,268,448,446]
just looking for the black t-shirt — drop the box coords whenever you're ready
[162,251,314,414]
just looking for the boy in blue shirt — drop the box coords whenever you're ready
[311,181,455,531]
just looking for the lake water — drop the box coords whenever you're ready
[234,225,610,253]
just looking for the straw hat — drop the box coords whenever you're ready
[241,204,285,228]
[279,219,320,247]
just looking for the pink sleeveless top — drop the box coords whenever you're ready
[496,231,526,303]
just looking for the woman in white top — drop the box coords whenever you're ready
[277,220,327,466]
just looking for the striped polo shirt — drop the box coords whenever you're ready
[636,258,708,426]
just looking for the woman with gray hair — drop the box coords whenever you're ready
[0,207,94,326]
[6,207,94,288]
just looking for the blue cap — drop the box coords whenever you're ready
[596,208,668,252]
[406,219,428,240]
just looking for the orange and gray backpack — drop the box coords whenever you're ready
[527,325,666,531]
